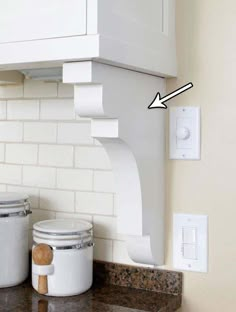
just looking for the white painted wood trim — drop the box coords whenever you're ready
[63,61,166,265]
[87,0,98,35]
[0,36,99,70]
[99,35,177,77]
[0,34,176,77]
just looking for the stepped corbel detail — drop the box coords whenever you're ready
[63,61,166,265]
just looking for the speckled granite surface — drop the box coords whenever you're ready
[0,261,182,312]
[94,261,182,295]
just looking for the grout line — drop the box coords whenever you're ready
[1,181,115,195]
[1,162,113,173]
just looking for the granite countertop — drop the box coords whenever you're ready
[0,261,182,312]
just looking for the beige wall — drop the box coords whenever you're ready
[166,0,236,311]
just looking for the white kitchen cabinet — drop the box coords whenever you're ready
[0,0,176,77]
[0,0,86,43]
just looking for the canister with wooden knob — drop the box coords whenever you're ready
[32,219,94,296]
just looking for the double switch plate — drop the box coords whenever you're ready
[173,213,208,272]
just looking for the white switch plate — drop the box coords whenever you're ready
[169,107,200,160]
[173,213,208,272]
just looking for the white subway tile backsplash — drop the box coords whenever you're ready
[7,185,39,209]
[57,123,93,145]
[0,85,23,99]
[57,169,93,191]
[0,144,4,162]
[75,146,111,170]
[6,144,38,165]
[0,80,127,265]
[40,99,75,120]
[0,164,22,184]
[24,122,57,143]
[93,215,117,239]
[0,101,6,119]
[24,80,57,98]
[23,166,56,188]
[39,145,73,167]
[40,189,74,212]
[58,83,74,98]
[76,192,113,215]
[94,171,115,193]
[56,212,93,222]
[7,100,39,120]
[0,122,23,142]
[93,238,113,262]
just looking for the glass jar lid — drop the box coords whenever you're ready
[0,192,29,206]
[33,219,93,248]
[33,219,93,235]
[0,192,31,217]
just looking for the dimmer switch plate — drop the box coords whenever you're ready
[173,213,208,272]
[169,107,200,160]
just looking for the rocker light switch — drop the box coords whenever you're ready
[183,243,197,260]
[182,227,196,244]
[173,213,208,272]
[169,107,200,160]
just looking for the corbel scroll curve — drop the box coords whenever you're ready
[63,61,166,265]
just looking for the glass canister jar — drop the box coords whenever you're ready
[0,192,31,288]
[32,219,94,297]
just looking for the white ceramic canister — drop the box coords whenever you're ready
[0,192,31,288]
[32,219,94,297]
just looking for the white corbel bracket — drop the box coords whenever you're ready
[63,61,166,266]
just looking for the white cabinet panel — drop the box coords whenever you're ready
[96,0,176,76]
[0,0,176,77]
[0,0,86,43]
[97,0,164,46]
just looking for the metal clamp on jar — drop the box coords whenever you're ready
[32,219,94,297]
[0,192,31,288]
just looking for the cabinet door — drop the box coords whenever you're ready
[0,0,86,43]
